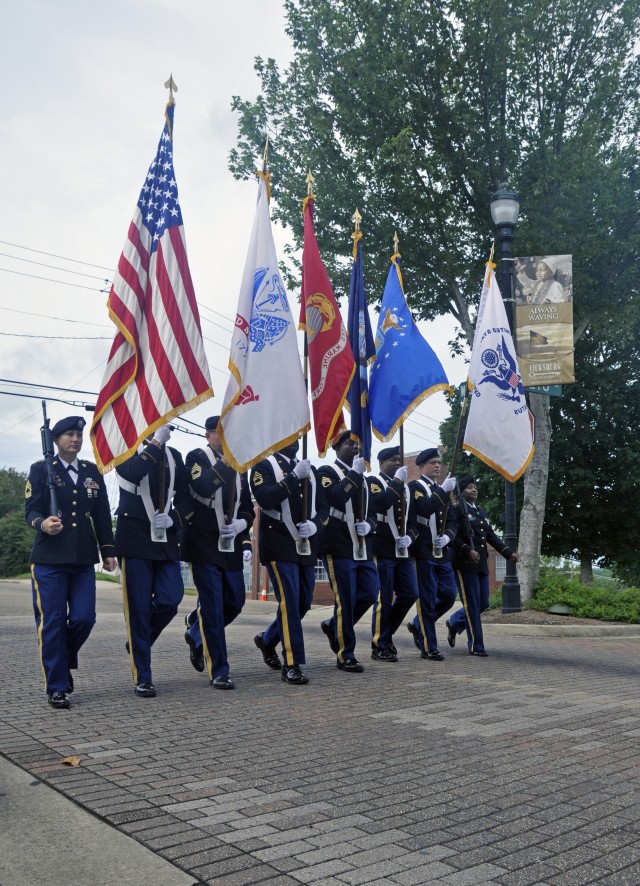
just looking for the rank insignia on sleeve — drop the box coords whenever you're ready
[253,471,263,486]
[25,480,32,498]
[321,476,332,487]
[370,483,382,493]
[191,464,202,480]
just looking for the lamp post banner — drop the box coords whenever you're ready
[513,254,575,386]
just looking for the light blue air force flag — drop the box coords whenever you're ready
[369,254,450,441]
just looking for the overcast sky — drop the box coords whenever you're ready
[1,0,466,479]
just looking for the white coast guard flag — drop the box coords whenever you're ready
[218,175,310,471]
[463,263,534,481]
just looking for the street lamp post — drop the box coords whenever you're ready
[490,186,522,613]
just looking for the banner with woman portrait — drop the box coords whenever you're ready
[514,254,575,386]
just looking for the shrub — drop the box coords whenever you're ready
[532,572,640,623]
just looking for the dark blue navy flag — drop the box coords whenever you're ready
[346,235,375,466]
[369,253,450,441]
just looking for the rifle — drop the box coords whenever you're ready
[40,401,59,518]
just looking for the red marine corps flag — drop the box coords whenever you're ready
[91,87,212,471]
[299,179,355,456]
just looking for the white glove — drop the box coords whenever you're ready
[220,518,248,537]
[296,520,318,538]
[154,512,173,529]
[355,521,371,537]
[293,459,311,479]
[434,533,451,549]
[352,456,366,475]
[394,466,408,483]
[153,425,171,446]
[396,534,412,549]
[440,474,456,493]
[243,549,252,562]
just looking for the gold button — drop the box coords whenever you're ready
[72,512,76,516]
[72,523,77,527]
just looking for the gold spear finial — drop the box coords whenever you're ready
[352,208,363,260]
[164,74,178,104]
[352,208,362,232]
[306,168,315,196]
[393,230,399,254]
[262,132,269,173]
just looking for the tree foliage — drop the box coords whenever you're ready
[0,468,32,577]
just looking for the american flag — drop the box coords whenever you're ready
[91,101,212,472]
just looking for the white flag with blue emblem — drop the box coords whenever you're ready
[463,263,535,481]
[219,175,310,471]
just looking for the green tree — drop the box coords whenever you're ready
[0,467,33,577]
[230,0,640,594]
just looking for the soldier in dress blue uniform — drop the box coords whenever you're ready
[250,440,328,685]
[178,416,255,690]
[448,476,520,656]
[369,446,419,662]
[25,415,116,709]
[115,424,188,697]
[406,448,458,660]
[317,431,379,673]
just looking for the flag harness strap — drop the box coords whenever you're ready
[117,445,176,541]
[263,455,316,542]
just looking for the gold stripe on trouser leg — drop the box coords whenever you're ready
[31,564,48,691]
[120,558,138,684]
[325,555,344,662]
[198,605,214,681]
[413,559,429,652]
[270,561,293,667]
[371,558,382,647]
[456,569,475,651]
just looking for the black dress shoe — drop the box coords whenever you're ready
[371,647,398,662]
[134,682,157,697]
[446,620,456,648]
[281,664,309,685]
[337,658,364,673]
[321,619,339,654]
[125,640,130,654]
[407,622,421,650]
[212,675,235,690]
[184,630,205,673]
[48,691,70,709]
[67,670,74,693]
[388,642,398,656]
[421,649,445,661]
[469,650,489,657]
[254,633,282,671]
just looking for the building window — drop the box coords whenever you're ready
[494,556,506,582]
[315,559,328,582]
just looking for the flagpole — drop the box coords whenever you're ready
[434,389,471,558]
[297,169,315,557]
[350,208,368,559]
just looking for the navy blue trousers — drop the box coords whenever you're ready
[191,564,245,679]
[454,570,489,653]
[262,561,314,667]
[31,564,96,694]
[371,558,418,650]
[322,556,378,663]
[409,559,457,653]
[121,557,183,685]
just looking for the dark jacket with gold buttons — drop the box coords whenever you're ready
[250,453,327,565]
[178,445,254,569]
[369,472,419,560]
[452,503,512,574]
[409,477,457,562]
[25,458,114,565]
[114,442,188,560]
[317,462,376,560]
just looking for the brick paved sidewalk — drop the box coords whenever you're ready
[2,579,640,886]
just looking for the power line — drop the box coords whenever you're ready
[0,306,112,328]
[0,239,115,272]
[0,331,111,340]
[0,252,112,282]
[0,266,110,292]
